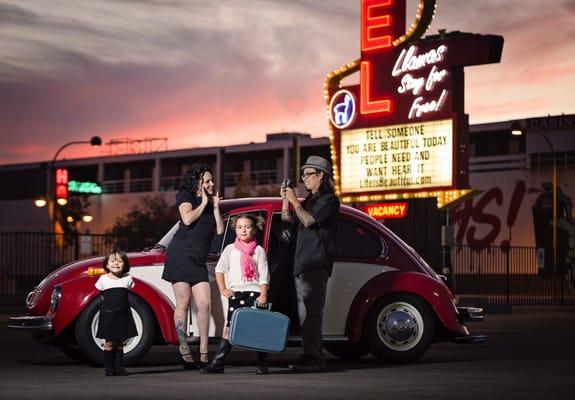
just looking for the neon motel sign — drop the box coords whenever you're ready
[363,201,409,219]
[325,0,503,204]
[55,168,68,203]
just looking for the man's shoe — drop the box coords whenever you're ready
[288,356,326,372]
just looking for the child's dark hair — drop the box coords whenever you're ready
[230,213,265,231]
[102,248,131,274]
[181,163,212,194]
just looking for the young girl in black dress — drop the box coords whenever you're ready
[95,248,137,376]
[162,164,224,369]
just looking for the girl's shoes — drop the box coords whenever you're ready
[256,352,269,375]
[103,348,129,376]
[200,339,231,374]
[104,350,115,376]
[255,366,269,375]
[114,348,129,376]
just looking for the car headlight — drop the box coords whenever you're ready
[49,286,62,314]
[26,288,38,309]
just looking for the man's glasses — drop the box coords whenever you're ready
[301,172,318,180]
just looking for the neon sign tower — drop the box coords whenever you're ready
[326,0,503,208]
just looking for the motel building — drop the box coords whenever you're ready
[0,113,574,258]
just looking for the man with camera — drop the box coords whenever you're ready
[280,155,340,372]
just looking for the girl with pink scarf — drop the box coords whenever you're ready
[201,214,270,374]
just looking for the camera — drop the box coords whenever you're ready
[281,179,294,189]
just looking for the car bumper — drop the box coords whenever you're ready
[8,315,53,332]
[451,334,488,344]
[457,306,484,322]
[451,307,487,344]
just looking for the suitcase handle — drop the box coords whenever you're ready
[253,301,272,311]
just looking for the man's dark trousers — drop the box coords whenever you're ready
[294,269,329,362]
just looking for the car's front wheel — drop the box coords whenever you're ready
[366,294,435,363]
[75,294,156,365]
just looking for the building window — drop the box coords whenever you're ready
[103,161,153,193]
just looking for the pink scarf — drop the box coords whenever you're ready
[234,238,257,281]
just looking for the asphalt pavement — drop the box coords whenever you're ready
[1,307,574,400]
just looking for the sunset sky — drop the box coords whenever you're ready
[0,0,573,165]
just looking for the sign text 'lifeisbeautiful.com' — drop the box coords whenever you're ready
[340,119,453,193]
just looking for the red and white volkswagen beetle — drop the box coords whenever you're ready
[9,198,484,364]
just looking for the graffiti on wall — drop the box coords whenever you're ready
[454,178,575,286]
[454,179,575,249]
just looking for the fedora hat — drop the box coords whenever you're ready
[301,155,332,176]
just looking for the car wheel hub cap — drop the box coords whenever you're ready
[385,311,416,342]
[376,301,424,351]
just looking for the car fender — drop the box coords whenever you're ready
[50,277,100,337]
[130,278,177,344]
[52,276,177,343]
[346,270,467,342]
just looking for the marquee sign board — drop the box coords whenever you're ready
[340,119,453,193]
[326,0,503,203]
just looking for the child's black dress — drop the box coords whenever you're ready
[95,274,138,342]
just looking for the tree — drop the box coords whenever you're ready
[233,172,255,198]
[106,195,177,251]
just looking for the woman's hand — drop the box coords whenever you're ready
[220,288,234,298]
[213,191,222,208]
[200,187,209,206]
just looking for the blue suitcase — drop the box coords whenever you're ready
[229,305,290,353]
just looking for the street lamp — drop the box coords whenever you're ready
[510,122,557,276]
[34,198,47,208]
[47,136,102,232]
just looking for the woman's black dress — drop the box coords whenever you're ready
[96,287,138,342]
[162,191,216,284]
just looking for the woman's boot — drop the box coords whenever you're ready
[114,348,129,376]
[104,350,115,376]
[256,352,269,375]
[200,339,231,374]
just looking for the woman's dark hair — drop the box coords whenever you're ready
[230,213,265,232]
[181,163,212,194]
[102,248,131,274]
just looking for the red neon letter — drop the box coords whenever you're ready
[361,0,394,52]
[55,168,68,185]
[360,61,392,115]
[55,185,68,200]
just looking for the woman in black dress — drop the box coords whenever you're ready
[162,164,224,368]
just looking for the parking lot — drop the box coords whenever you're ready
[1,308,574,400]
